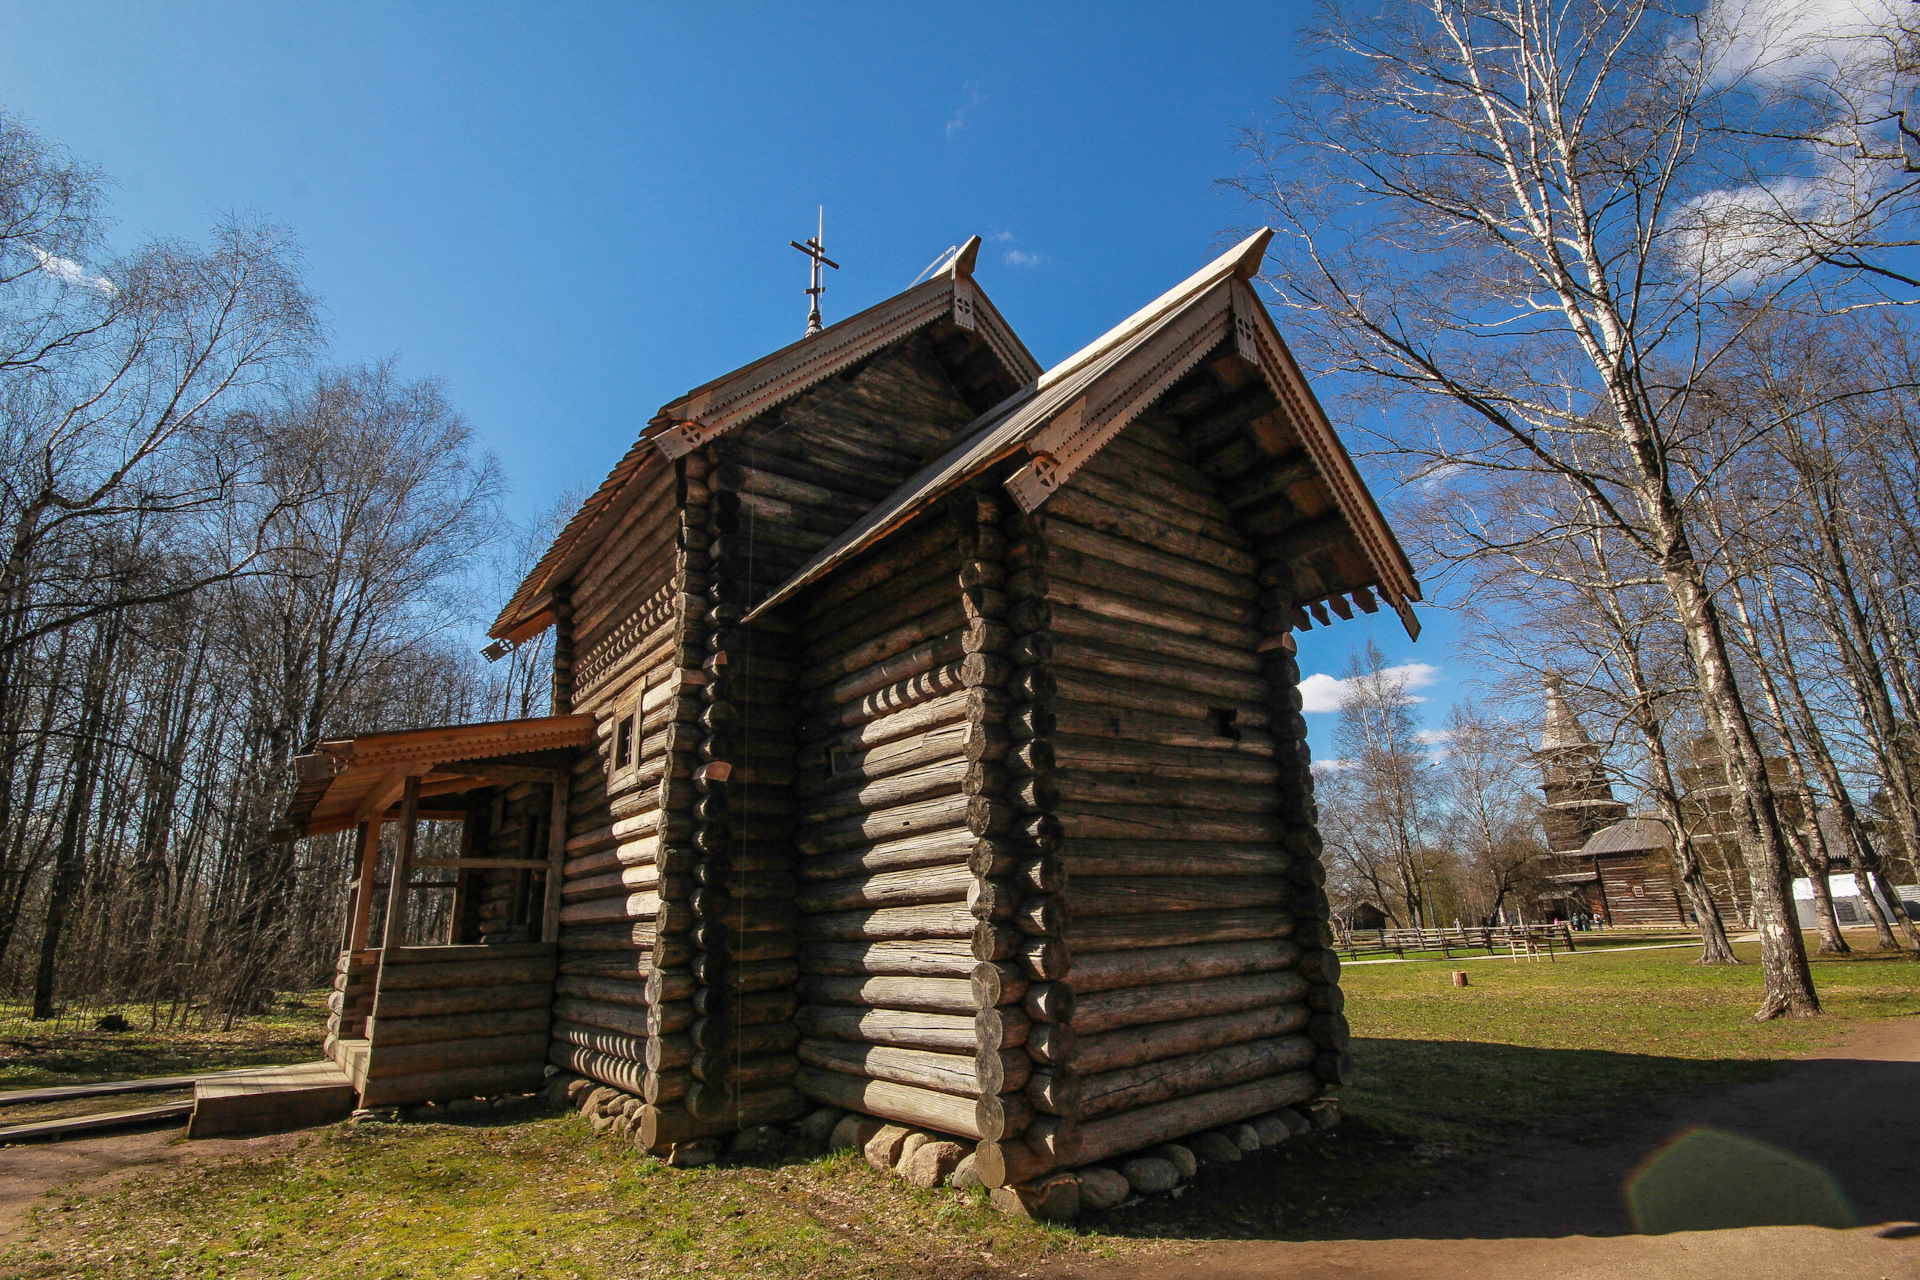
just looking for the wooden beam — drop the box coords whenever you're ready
[355,771,409,825]
[412,858,552,871]
[380,777,422,952]
[346,821,382,953]
[427,763,566,785]
[543,776,570,943]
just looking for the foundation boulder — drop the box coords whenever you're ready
[906,1140,968,1188]
[1148,1143,1197,1179]
[1188,1131,1242,1165]
[1077,1165,1131,1211]
[864,1123,912,1171]
[1118,1156,1180,1196]
[795,1107,844,1150]
[830,1113,883,1153]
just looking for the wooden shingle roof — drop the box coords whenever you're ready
[746,230,1423,637]
[488,237,1035,644]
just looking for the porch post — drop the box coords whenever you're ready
[380,776,423,952]
[346,820,381,952]
[542,776,570,943]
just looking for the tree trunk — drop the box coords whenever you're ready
[1652,529,1818,1018]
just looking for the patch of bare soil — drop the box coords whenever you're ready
[0,1123,303,1242]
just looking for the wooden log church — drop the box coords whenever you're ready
[282,231,1422,1207]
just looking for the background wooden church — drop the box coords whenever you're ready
[285,230,1421,1204]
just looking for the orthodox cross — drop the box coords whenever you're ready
[790,206,840,337]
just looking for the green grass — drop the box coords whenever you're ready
[5,940,1918,1278]
[0,993,330,1092]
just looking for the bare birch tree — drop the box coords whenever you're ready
[1232,0,1832,1016]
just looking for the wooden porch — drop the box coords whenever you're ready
[283,715,595,1115]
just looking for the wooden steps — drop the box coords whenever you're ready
[187,1061,357,1139]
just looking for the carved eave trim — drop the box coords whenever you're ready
[1226,280,1424,640]
[1005,281,1235,511]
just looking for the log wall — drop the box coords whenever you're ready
[974,400,1350,1187]
[355,941,557,1108]
[788,500,1022,1140]
[543,450,708,1122]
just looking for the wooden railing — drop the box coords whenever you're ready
[1335,922,1576,960]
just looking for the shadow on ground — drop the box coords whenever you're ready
[1083,1035,1918,1244]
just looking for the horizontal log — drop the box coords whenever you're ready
[1054,770,1280,815]
[549,1041,648,1096]
[1050,604,1261,676]
[358,1061,548,1109]
[371,981,553,1020]
[795,863,973,914]
[796,661,973,742]
[795,1005,977,1053]
[372,956,557,991]
[797,901,974,942]
[550,1019,649,1063]
[1074,1002,1313,1075]
[1073,970,1307,1036]
[1069,939,1302,994]
[795,974,975,1015]
[1052,670,1272,731]
[793,1068,983,1140]
[557,892,663,926]
[364,1032,549,1079]
[797,938,978,977]
[638,1088,805,1150]
[364,1006,548,1046]
[800,516,961,623]
[1046,483,1255,577]
[796,756,969,826]
[1078,1034,1317,1119]
[1058,804,1285,847]
[1072,906,1295,954]
[1049,636,1269,705]
[797,1039,1018,1098]
[794,792,973,856]
[553,997,654,1038]
[796,690,974,768]
[1063,839,1289,879]
[796,827,978,883]
[1047,517,1256,602]
[1061,1069,1320,1169]
[1049,732,1280,785]
[796,722,971,796]
[378,942,554,964]
[1069,876,1292,919]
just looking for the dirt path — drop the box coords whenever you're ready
[0,1122,302,1242]
[1059,1015,1920,1280]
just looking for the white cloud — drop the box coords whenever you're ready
[1312,758,1359,773]
[1414,729,1455,745]
[987,229,1016,243]
[946,83,985,137]
[1003,249,1049,268]
[1299,662,1443,713]
[30,245,113,294]
[1702,0,1897,87]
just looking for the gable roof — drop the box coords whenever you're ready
[488,236,1036,645]
[745,230,1422,637]
[281,714,598,837]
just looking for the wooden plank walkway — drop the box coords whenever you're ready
[0,1101,194,1144]
[0,1065,282,1109]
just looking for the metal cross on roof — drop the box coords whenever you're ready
[790,206,840,337]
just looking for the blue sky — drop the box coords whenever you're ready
[0,1,1462,757]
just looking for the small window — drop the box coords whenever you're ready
[829,744,853,776]
[614,713,636,771]
[1207,707,1242,742]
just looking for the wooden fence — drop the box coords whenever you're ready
[1335,922,1577,961]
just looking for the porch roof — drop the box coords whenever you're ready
[280,714,597,838]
